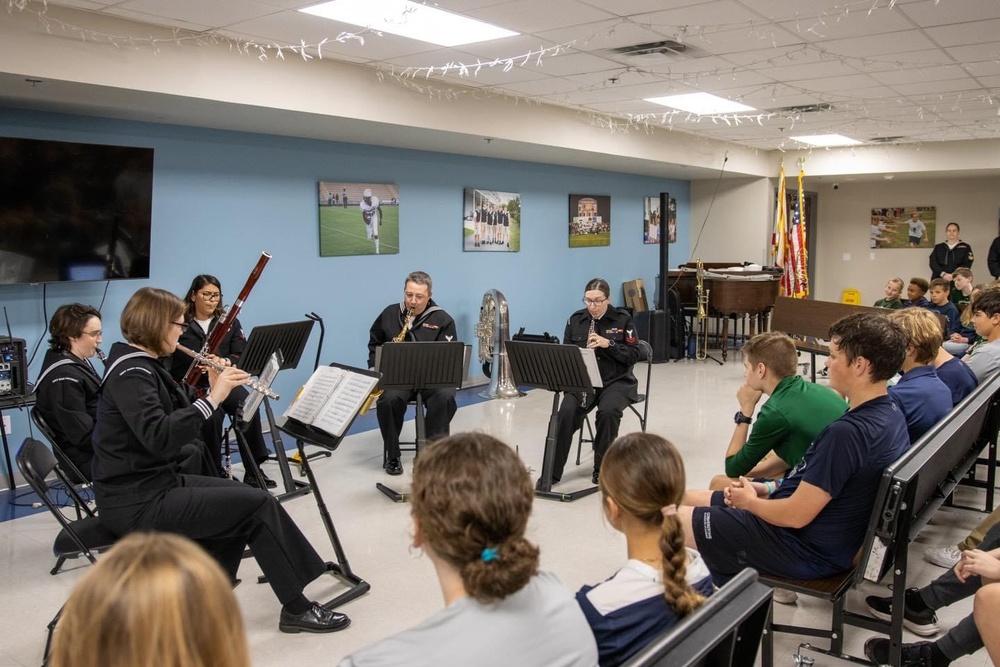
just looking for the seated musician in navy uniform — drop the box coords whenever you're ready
[539,277,640,488]
[368,271,458,477]
[169,274,274,488]
[34,303,104,482]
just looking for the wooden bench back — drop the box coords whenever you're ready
[770,297,882,341]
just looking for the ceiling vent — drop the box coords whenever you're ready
[869,136,906,143]
[612,40,688,58]
[772,103,834,114]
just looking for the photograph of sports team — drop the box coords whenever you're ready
[317,181,400,257]
[569,194,611,248]
[643,196,677,245]
[462,188,521,252]
[869,205,936,250]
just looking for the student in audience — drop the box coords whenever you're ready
[679,313,909,587]
[874,277,905,309]
[709,332,846,490]
[577,433,713,667]
[932,341,978,406]
[339,433,598,667]
[925,505,1000,569]
[951,268,974,309]
[905,277,932,309]
[962,290,1000,382]
[926,279,962,337]
[864,522,1000,667]
[944,281,981,357]
[886,308,953,442]
[50,532,250,667]
[975,582,1000,666]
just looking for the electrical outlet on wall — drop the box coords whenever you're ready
[2,415,10,435]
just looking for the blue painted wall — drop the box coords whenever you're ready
[0,109,689,479]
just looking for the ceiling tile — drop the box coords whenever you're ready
[531,51,621,77]
[534,18,671,52]
[871,64,972,85]
[466,0,616,33]
[777,6,913,41]
[924,19,1000,48]
[116,0,279,29]
[900,0,1000,27]
[102,6,212,31]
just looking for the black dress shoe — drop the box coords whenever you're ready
[535,476,560,490]
[243,472,278,489]
[384,458,403,476]
[279,603,351,634]
[592,470,600,485]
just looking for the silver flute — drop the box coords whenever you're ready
[175,344,280,400]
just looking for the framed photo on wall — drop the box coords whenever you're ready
[869,205,936,249]
[317,181,399,256]
[463,189,521,252]
[569,194,610,248]
[643,196,677,244]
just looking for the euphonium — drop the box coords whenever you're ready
[476,289,520,399]
[359,308,415,414]
[695,258,710,360]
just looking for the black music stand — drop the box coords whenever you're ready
[374,341,465,503]
[505,340,599,502]
[239,320,316,501]
[275,361,380,612]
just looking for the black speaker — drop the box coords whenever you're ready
[636,290,685,363]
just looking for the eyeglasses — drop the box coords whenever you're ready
[82,330,102,338]
[172,321,189,331]
[582,297,607,306]
[199,291,222,301]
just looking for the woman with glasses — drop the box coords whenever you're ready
[538,278,640,489]
[34,303,104,482]
[169,274,275,488]
[92,287,350,634]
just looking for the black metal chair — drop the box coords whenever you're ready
[15,438,116,575]
[30,407,90,487]
[576,339,653,465]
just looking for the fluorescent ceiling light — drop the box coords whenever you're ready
[300,0,518,47]
[791,134,863,147]
[644,92,756,115]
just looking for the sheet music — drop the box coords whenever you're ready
[312,373,379,437]
[579,348,603,388]
[283,366,379,437]
[283,366,346,424]
[241,351,281,418]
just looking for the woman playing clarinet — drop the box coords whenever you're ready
[93,286,349,634]
[538,278,640,489]
[169,274,275,487]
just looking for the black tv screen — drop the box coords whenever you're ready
[0,136,153,285]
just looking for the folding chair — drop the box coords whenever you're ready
[16,438,116,575]
[30,407,90,488]
[577,339,653,465]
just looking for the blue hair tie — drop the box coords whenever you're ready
[481,547,499,563]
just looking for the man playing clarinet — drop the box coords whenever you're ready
[368,271,458,476]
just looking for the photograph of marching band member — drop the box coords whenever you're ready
[569,194,611,248]
[643,196,678,245]
[168,274,276,488]
[318,181,399,257]
[462,188,521,252]
[367,271,459,477]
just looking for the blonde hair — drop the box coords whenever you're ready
[599,433,704,617]
[120,287,186,357]
[411,433,539,603]
[888,308,943,364]
[50,532,249,667]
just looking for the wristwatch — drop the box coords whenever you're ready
[607,339,616,348]
[734,411,753,425]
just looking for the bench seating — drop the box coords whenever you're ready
[758,369,1000,666]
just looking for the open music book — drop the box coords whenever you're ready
[283,365,380,438]
[579,348,603,388]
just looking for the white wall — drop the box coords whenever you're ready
[689,176,772,265]
[813,177,1000,303]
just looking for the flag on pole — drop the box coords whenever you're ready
[787,165,809,298]
[770,166,787,279]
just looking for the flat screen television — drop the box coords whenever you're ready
[0,136,154,285]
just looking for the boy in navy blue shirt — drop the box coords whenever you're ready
[927,278,962,337]
[905,277,932,309]
[888,308,953,442]
[680,313,910,584]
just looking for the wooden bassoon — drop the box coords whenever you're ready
[182,251,271,390]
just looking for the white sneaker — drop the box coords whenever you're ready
[771,588,798,605]
[924,545,961,569]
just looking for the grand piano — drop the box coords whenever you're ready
[668,263,782,361]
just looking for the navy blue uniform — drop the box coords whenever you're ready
[34,349,101,481]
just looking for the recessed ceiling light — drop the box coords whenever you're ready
[790,134,863,147]
[643,92,756,115]
[299,0,518,47]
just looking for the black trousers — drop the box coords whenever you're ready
[376,388,457,460]
[99,475,327,605]
[201,385,270,469]
[551,384,633,480]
